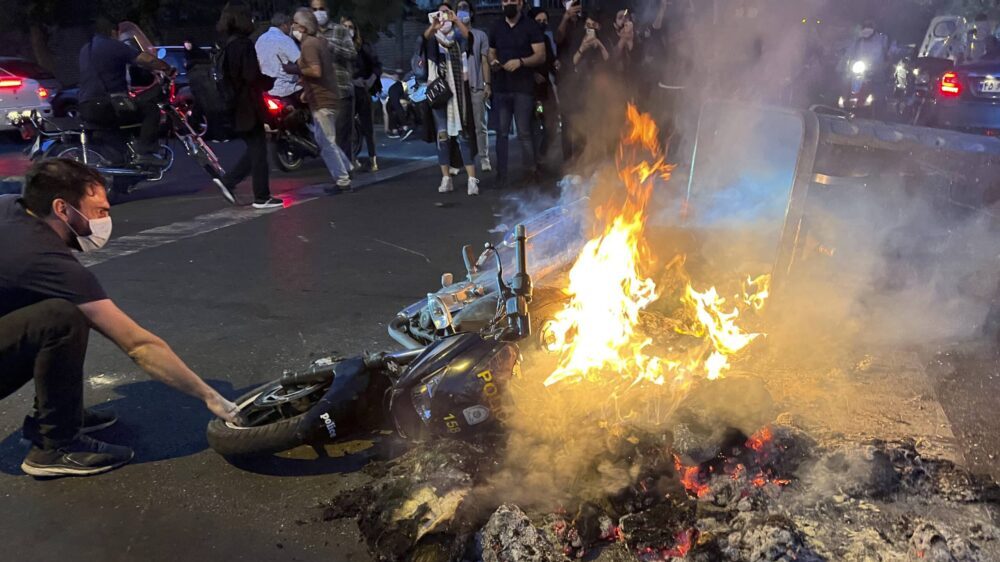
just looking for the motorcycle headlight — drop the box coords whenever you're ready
[6,111,19,125]
[426,293,454,331]
[837,96,845,108]
[851,60,868,75]
[865,94,874,106]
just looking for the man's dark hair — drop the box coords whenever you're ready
[22,159,107,217]
[271,12,292,28]
[529,7,547,19]
[217,1,256,37]
[93,16,117,38]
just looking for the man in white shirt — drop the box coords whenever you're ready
[255,13,302,98]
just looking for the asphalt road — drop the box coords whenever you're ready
[1,128,999,561]
[0,133,525,561]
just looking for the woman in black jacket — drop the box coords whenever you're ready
[342,17,382,172]
[212,1,282,209]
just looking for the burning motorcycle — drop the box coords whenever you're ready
[263,91,363,172]
[206,225,534,457]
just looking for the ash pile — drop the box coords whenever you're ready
[320,380,1000,562]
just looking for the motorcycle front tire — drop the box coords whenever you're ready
[206,381,316,457]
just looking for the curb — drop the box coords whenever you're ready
[0,176,23,195]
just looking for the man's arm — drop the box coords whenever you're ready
[557,3,582,44]
[78,299,238,421]
[135,51,172,73]
[298,41,323,79]
[523,42,546,67]
[330,25,357,63]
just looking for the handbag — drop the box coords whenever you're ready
[426,76,453,109]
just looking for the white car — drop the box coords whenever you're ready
[0,57,55,132]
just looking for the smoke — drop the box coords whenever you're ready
[480,0,1000,510]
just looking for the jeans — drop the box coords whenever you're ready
[0,299,89,449]
[471,88,490,165]
[335,95,354,162]
[431,106,473,167]
[313,108,352,180]
[223,123,272,202]
[353,86,376,159]
[494,92,536,179]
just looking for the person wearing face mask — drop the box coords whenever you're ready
[254,12,302,99]
[310,0,358,167]
[423,3,481,195]
[488,0,546,188]
[457,1,493,173]
[848,19,890,77]
[528,7,560,167]
[0,159,241,477]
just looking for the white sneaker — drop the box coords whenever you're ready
[438,176,454,193]
[336,175,351,187]
[467,177,480,196]
[481,159,492,172]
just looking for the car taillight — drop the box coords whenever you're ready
[940,71,962,97]
[264,95,284,114]
[37,86,49,100]
[0,77,23,90]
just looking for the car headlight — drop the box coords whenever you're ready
[851,60,868,75]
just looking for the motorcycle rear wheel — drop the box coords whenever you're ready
[206,380,329,457]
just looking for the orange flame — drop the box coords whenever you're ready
[541,104,766,389]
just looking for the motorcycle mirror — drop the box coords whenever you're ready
[156,47,167,59]
[441,272,454,287]
[462,244,478,276]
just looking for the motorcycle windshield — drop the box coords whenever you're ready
[118,21,156,55]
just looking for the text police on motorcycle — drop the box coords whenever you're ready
[0,159,240,477]
[78,18,175,166]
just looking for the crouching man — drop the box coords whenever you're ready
[0,158,240,477]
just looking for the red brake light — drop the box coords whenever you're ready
[940,71,962,97]
[37,86,49,99]
[264,95,284,114]
[0,77,23,89]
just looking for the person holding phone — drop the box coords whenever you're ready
[422,3,481,196]
[488,0,546,188]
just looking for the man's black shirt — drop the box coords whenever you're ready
[489,15,545,95]
[78,34,140,102]
[0,195,107,317]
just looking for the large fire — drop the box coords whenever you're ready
[541,105,767,389]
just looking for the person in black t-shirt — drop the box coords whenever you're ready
[488,0,546,187]
[78,17,174,166]
[0,159,241,477]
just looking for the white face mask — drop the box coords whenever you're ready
[441,21,453,34]
[314,10,329,27]
[292,29,304,41]
[64,204,112,252]
[860,28,874,39]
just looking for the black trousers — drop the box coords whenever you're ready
[0,299,89,449]
[353,85,376,159]
[222,123,272,202]
[79,97,161,156]
[336,94,354,162]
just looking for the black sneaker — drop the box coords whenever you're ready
[252,197,284,209]
[81,408,117,434]
[21,435,134,477]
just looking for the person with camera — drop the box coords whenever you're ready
[423,3,480,196]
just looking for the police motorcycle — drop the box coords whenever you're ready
[206,225,535,457]
[7,23,224,199]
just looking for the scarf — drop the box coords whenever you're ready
[432,34,470,138]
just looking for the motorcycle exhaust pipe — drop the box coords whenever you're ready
[388,315,425,350]
[285,134,320,157]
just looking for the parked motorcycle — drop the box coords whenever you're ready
[263,91,364,173]
[9,73,224,200]
[206,225,535,456]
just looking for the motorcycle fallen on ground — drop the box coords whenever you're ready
[206,225,535,457]
[9,73,225,200]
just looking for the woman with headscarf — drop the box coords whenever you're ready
[422,3,480,196]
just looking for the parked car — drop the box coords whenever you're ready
[0,57,56,131]
[922,58,1000,134]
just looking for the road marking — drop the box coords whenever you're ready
[79,157,436,268]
